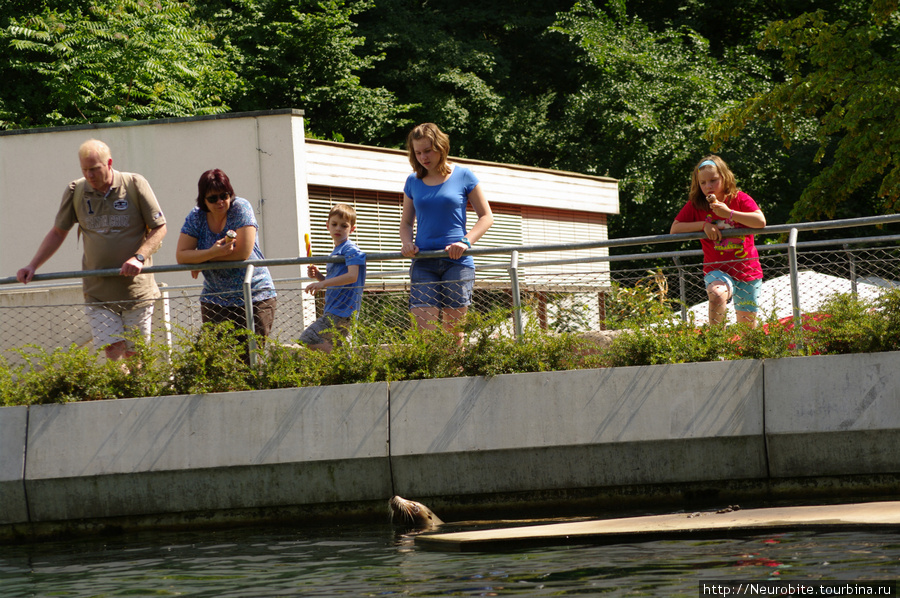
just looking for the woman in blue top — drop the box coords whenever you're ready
[176,169,277,340]
[400,123,494,334]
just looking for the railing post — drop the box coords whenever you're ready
[160,283,173,362]
[243,265,257,368]
[788,228,803,350]
[843,243,858,296]
[673,256,687,321]
[508,250,523,340]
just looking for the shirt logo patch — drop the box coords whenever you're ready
[113,199,129,210]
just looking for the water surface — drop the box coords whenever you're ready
[2,520,897,596]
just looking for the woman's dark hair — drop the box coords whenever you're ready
[196,169,235,212]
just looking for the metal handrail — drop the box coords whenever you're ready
[3,213,900,287]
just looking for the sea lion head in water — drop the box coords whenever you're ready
[389,495,444,529]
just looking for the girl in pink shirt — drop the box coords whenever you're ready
[671,155,767,328]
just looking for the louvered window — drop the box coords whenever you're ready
[307,186,609,287]
[307,187,403,276]
[520,206,611,286]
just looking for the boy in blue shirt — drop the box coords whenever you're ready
[299,204,367,352]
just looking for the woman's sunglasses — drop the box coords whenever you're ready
[205,192,230,203]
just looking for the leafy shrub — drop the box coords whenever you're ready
[874,287,900,351]
[2,295,900,406]
[812,293,884,355]
[0,356,22,407]
[8,344,114,404]
[459,309,602,376]
[168,321,259,395]
[602,318,734,367]
[725,313,814,360]
[605,270,679,329]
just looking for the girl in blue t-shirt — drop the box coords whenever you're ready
[399,123,494,335]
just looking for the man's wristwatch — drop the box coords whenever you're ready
[459,237,471,248]
[134,253,145,263]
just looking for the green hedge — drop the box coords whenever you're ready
[4,289,900,407]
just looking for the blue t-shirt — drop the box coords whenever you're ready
[403,166,479,267]
[180,197,276,306]
[324,239,367,318]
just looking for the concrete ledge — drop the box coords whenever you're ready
[0,406,28,525]
[389,362,765,497]
[765,352,900,477]
[24,383,390,521]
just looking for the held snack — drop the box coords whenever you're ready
[224,230,237,243]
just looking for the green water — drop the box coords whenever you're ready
[1,522,898,596]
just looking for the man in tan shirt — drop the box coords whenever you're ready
[17,139,167,361]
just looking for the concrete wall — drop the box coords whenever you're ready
[2,352,899,534]
[0,406,28,525]
[22,383,389,522]
[765,352,900,477]
[389,362,765,497]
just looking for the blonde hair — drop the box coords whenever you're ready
[689,154,739,211]
[329,203,357,226]
[406,123,451,179]
[78,139,111,162]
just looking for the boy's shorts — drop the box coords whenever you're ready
[299,313,352,346]
[85,302,154,349]
[704,271,762,313]
[409,258,475,309]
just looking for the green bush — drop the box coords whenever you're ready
[812,293,884,355]
[7,344,117,404]
[723,312,816,360]
[168,322,260,395]
[2,293,900,406]
[605,270,678,329]
[459,309,602,376]
[876,287,900,351]
[603,318,733,367]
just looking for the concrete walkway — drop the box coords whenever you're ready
[416,501,900,551]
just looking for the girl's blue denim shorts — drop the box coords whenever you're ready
[409,258,475,309]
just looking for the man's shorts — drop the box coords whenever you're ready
[298,313,352,346]
[85,301,154,349]
[409,258,475,309]
[704,271,763,313]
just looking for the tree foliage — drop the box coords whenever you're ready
[1,0,896,231]
[196,0,408,143]
[549,1,796,240]
[354,0,582,159]
[708,0,900,221]
[0,0,237,128]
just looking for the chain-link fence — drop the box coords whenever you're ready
[3,215,900,364]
